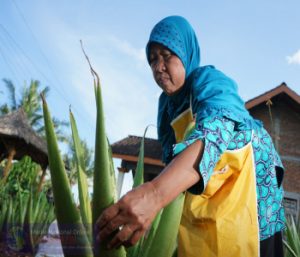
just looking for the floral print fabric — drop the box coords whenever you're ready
[173,116,285,240]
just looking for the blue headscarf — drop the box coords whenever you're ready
[146,16,200,78]
[146,16,261,164]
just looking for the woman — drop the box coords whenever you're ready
[96,16,285,257]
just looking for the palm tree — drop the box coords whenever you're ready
[0,78,69,142]
[63,136,94,184]
[0,79,95,187]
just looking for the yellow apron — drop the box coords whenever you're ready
[170,107,259,257]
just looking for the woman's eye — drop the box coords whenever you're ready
[163,53,172,61]
[149,56,157,65]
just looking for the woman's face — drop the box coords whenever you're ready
[149,43,186,96]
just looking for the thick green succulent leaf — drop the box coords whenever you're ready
[132,126,150,189]
[23,190,34,253]
[70,110,92,242]
[92,79,126,257]
[127,126,152,257]
[143,193,185,257]
[284,216,300,257]
[79,45,126,257]
[42,96,92,257]
[140,210,162,257]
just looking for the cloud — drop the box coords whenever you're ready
[108,36,147,65]
[286,49,300,65]
[29,4,158,145]
[109,36,145,61]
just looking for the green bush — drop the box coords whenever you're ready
[0,156,55,255]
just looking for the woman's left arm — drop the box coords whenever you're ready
[96,140,203,249]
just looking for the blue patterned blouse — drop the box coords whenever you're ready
[173,116,285,240]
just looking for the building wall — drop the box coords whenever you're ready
[248,95,300,194]
[248,95,300,219]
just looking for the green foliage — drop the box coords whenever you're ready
[0,161,5,178]
[42,46,183,257]
[284,215,300,257]
[70,110,92,243]
[91,64,125,257]
[0,78,69,142]
[131,127,147,189]
[143,194,184,257]
[43,96,93,257]
[0,157,55,254]
[5,156,39,195]
[63,135,94,184]
[46,101,183,257]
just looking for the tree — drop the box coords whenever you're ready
[63,136,94,185]
[0,78,95,185]
[0,78,69,142]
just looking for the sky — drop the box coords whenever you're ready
[1,0,300,194]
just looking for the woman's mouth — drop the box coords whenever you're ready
[157,76,170,85]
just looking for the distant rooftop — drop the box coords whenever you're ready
[246,82,300,109]
[0,108,48,168]
[111,135,164,166]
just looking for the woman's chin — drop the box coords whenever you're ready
[164,90,175,96]
[161,85,175,96]
[164,88,182,96]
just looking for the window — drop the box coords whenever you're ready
[283,192,300,221]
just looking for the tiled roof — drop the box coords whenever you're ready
[246,83,300,109]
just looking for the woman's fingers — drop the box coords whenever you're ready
[96,204,120,231]
[123,229,144,247]
[107,225,135,249]
[98,216,125,242]
[108,226,145,249]
[96,182,163,248]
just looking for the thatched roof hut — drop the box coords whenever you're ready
[0,108,48,170]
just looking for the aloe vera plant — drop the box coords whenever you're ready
[125,125,184,257]
[284,215,300,257]
[70,110,92,243]
[42,44,184,257]
[42,95,93,257]
[0,157,55,255]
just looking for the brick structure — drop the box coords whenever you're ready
[246,83,300,219]
[112,83,300,218]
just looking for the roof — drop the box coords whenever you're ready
[111,135,164,167]
[246,83,300,109]
[0,108,48,168]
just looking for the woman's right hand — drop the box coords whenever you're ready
[96,182,163,249]
[96,140,203,249]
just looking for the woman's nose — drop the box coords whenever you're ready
[154,57,166,72]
